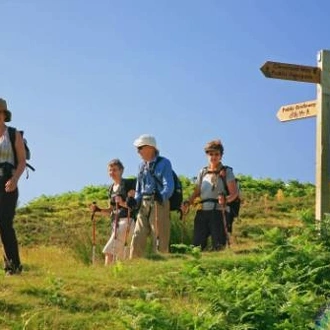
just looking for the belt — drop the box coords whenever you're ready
[200,198,218,204]
[142,195,154,201]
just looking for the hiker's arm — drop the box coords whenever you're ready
[115,191,137,209]
[181,184,200,214]
[158,159,174,201]
[5,131,26,192]
[89,203,112,216]
[186,185,201,206]
[225,180,239,203]
[221,167,239,204]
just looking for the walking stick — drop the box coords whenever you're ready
[112,200,119,263]
[219,194,231,248]
[123,208,131,259]
[154,200,160,252]
[181,201,189,243]
[91,202,97,264]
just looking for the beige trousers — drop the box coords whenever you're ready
[130,199,170,258]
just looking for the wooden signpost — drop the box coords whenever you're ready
[260,50,330,222]
[260,61,321,83]
[276,100,317,122]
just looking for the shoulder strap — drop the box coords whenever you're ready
[108,183,114,198]
[152,156,163,171]
[150,156,163,185]
[8,127,18,167]
[201,166,209,178]
[219,165,229,195]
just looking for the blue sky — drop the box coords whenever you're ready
[1,0,328,206]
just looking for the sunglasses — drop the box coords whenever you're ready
[137,145,147,151]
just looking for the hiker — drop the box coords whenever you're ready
[90,159,136,264]
[0,98,25,275]
[130,134,174,258]
[182,139,239,251]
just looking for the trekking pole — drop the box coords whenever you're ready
[91,202,97,265]
[181,201,190,244]
[219,194,231,248]
[123,208,131,259]
[112,199,119,263]
[154,200,160,252]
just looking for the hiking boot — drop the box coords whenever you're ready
[15,265,23,274]
[5,269,14,276]
[4,264,23,276]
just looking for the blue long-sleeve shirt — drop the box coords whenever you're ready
[135,156,174,203]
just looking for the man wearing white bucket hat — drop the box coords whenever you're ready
[130,134,174,258]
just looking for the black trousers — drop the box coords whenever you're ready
[0,186,21,270]
[193,209,227,250]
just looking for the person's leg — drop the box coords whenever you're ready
[102,232,115,264]
[104,253,113,265]
[124,218,136,259]
[193,210,210,251]
[0,189,21,273]
[210,210,226,250]
[150,200,170,253]
[226,211,234,234]
[130,201,152,258]
[102,218,128,262]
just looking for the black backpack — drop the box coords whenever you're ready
[8,126,35,174]
[149,156,183,212]
[201,165,241,217]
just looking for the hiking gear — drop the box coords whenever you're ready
[124,209,131,259]
[148,156,183,212]
[112,200,120,263]
[201,165,241,218]
[91,202,97,264]
[4,259,22,275]
[181,200,190,243]
[219,167,241,218]
[8,126,35,175]
[219,193,231,248]
[133,134,158,150]
[154,201,160,251]
[0,98,11,122]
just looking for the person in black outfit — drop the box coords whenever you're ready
[0,98,26,275]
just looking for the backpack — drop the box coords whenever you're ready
[148,156,183,212]
[201,165,241,217]
[8,126,35,174]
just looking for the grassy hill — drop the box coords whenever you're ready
[1,176,330,329]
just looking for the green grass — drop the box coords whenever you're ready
[1,181,328,329]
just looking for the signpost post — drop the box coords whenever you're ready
[260,50,330,222]
[315,51,330,223]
